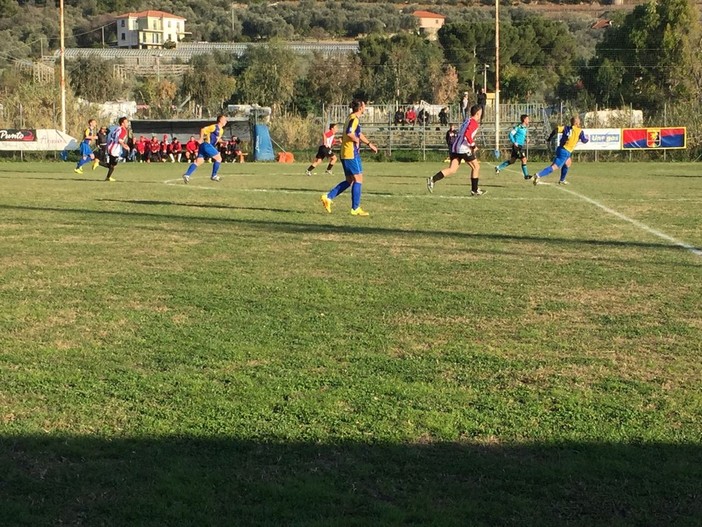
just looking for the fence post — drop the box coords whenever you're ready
[663,102,667,162]
[594,104,598,164]
[388,125,392,158]
[19,103,24,162]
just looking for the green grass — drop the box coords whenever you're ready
[1,159,701,526]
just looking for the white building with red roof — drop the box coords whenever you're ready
[115,10,189,49]
[412,10,446,40]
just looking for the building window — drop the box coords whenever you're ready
[121,20,125,27]
[121,33,126,41]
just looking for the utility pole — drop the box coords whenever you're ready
[494,0,501,158]
[59,0,66,133]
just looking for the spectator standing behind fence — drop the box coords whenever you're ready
[393,108,405,125]
[418,107,430,127]
[461,92,470,119]
[477,87,487,122]
[439,107,449,126]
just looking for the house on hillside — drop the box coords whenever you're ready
[115,10,190,49]
[412,10,446,41]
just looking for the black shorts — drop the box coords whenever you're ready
[450,150,477,163]
[511,144,526,160]
[315,146,334,160]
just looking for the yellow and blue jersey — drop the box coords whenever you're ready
[83,127,96,145]
[341,114,361,160]
[202,124,223,146]
[559,125,588,152]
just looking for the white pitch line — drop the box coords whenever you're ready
[555,185,702,257]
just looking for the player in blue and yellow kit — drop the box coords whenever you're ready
[182,114,228,183]
[320,99,377,216]
[495,114,530,179]
[533,116,589,186]
[74,119,99,174]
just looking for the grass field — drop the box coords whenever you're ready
[1,159,701,526]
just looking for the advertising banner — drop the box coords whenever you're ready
[0,129,78,151]
[573,128,621,151]
[0,129,37,142]
[622,127,686,149]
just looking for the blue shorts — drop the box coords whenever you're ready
[197,142,219,160]
[553,146,572,168]
[79,142,93,157]
[341,156,362,178]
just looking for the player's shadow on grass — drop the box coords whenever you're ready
[0,173,105,182]
[2,435,700,526]
[1,203,698,257]
[97,198,302,214]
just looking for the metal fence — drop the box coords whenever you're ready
[325,102,551,159]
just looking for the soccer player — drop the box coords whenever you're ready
[74,119,98,174]
[320,99,377,216]
[182,115,228,183]
[495,114,531,179]
[306,123,338,176]
[97,117,129,182]
[533,116,589,186]
[426,105,485,196]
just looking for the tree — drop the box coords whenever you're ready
[234,42,299,111]
[181,55,237,116]
[438,21,495,91]
[138,78,178,118]
[358,33,446,103]
[68,57,124,102]
[583,0,702,109]
[432,64,459,105]
[303,52,362,105]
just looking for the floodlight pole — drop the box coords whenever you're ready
[494,0,500,157]
[59,0,67,133]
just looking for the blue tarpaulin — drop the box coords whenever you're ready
[253,124,275,161]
